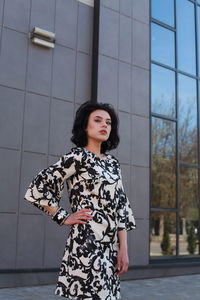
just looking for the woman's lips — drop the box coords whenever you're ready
[99,130,107,134]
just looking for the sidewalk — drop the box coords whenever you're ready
[0,274,200,300]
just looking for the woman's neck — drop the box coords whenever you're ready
[84,142,103,157]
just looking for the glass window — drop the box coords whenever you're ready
[151,64,176,117]
[179,167,199,255]
[152,117,176,208]
[176,0,196,75]
[151,23,175,67]
[151,0,174,27]
[150,211,176,256]
[178,75,198,165]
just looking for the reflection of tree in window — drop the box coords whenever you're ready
[179,167,199,255]
[179,97,197,165]
[150,212,176,256]
[152,94,176,117]
[152,117,176,208]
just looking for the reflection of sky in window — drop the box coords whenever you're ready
[151,0,174,27]
[176,0,196,75]
[151,23,175,67]
[151,64,175,117]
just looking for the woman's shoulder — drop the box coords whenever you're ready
[68,146,119,164]
[70,146,84,155]
[60,147,85,163]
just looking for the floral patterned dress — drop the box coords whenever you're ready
[24,146,136,300]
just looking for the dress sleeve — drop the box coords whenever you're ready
[24,147,83,220]
[116,162,136,231]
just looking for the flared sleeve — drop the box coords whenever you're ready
[116,162,136,231]
[24,147,83,224]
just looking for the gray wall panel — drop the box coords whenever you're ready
[30,0,55,32]
[75,52,92,103]
[132,115,149,167]
[101,0,119,11]
[0,86,24,149]
[118,61,131,112]
[77,3,93,54]
[99,6,119,59]
[0,214,18,269]
[23,93,50,153]
[26,44,53,96]
[130,219,149,265]
[0,28,27,89]
[4,0,30,33]
[131,166,149,219]
[0,149,21,213]
[52,46,76,101]
[118,111,131,164]
[16,214,44,268]
[98,55,118,106]
[55,0,78,48]
[0,0,4,26]
[49,99,74,156]
[132,66,149,117]
[119,14,132,63]
[119,0,132,17]
[132,20,149,69]
[132,0,149,24]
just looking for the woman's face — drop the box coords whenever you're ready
[85,109,112,143]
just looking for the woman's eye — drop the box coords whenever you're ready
[94,119,111,125]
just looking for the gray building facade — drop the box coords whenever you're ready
[0,0,199,289]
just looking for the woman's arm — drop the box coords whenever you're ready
[117,230,129,275]
[24,148,92,225]
[43,206,93,225]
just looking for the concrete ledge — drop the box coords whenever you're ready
[121,261,200,281]
[0,270,58,288]
[1,261,200,288]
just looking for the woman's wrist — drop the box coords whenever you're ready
[52,207,69,226]
[119,244,128,251]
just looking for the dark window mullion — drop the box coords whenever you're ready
[152,60,200,80]
[151,18,176,31]
[196,2,200,255]
[151,112,177,122]
[151,207,177,212]
[174,0,179,257]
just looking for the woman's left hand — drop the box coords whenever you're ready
[116,247,129,275]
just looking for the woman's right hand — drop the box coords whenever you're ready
[63,208,93,225]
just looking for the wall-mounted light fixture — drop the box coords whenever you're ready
[30,27,56,48]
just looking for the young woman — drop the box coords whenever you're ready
[24,101,136,300]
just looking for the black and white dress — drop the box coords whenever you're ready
[24,146,136,300]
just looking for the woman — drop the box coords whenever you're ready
[24,101,136,300]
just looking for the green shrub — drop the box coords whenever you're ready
[187,225,197,255]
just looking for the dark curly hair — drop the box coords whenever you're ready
[71,101,120,153]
